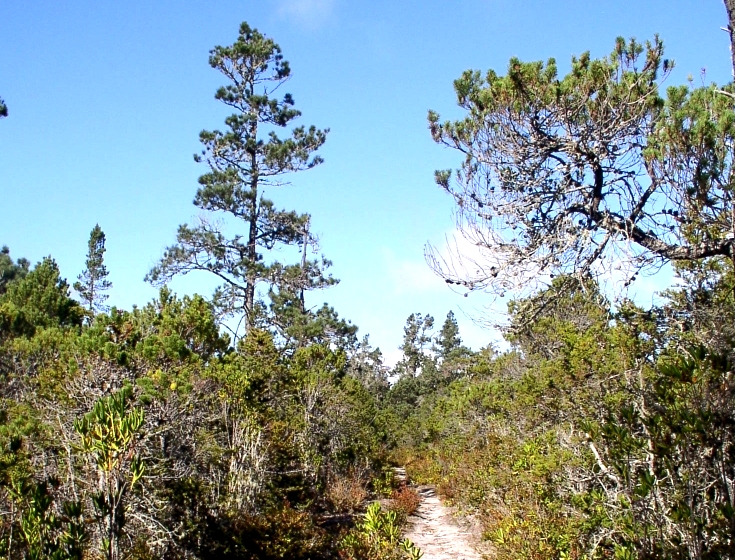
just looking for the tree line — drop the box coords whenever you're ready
[396,1,735,558]
[0,23,395,560]
[4,2,735,558]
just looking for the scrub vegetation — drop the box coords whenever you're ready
[3,3,735,558]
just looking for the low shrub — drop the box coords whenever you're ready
[339,502,422,560]
[327,474,369,514]
[390,485,421,522]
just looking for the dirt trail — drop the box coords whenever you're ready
[395,469,490,560]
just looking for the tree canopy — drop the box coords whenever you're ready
[0,246,29,295]
[147,22,332,340]
[5,5,735,560]
[426,35,735,306]
[74,224,112,314]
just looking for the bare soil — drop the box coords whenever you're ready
[395,469,492,560]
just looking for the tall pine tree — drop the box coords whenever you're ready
[74,224,112,314]
[434,310,461,360]
[396,313,435,377]
[147,22,331,339]
[0,246,29,295]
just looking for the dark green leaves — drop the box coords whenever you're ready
[73,225,112,314]
[426,36,735,304]
[149,22,331,336]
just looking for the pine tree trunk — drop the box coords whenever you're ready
[246,209,257,331]
[299,218,309,311]
[245,157,258,332]
[725,0,735,300]
[725,0,735,79]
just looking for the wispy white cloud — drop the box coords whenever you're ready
[381,248,447,295]
[432,226,677,316]
[381,347,403,369]
[274,0,337,30]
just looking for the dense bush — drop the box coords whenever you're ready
[0,259,389,559]
[389,275,735,559]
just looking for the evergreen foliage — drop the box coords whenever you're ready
[147,22,333,340]
[0,251,388,559]
[0,246,29,295]
[401,14,735,555]
[426,32,735,317]
[6,6,735,560]
[0,257,83,337]
[74,225,112,314]
[395,313,434,378]
[434,311,461,360]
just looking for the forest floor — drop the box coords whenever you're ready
[395,468,492,560]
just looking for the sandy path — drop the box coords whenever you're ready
[396,469,489,560]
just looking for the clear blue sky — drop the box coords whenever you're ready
[1,1,732,363]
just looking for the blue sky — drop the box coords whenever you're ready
[1,0,732,363]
